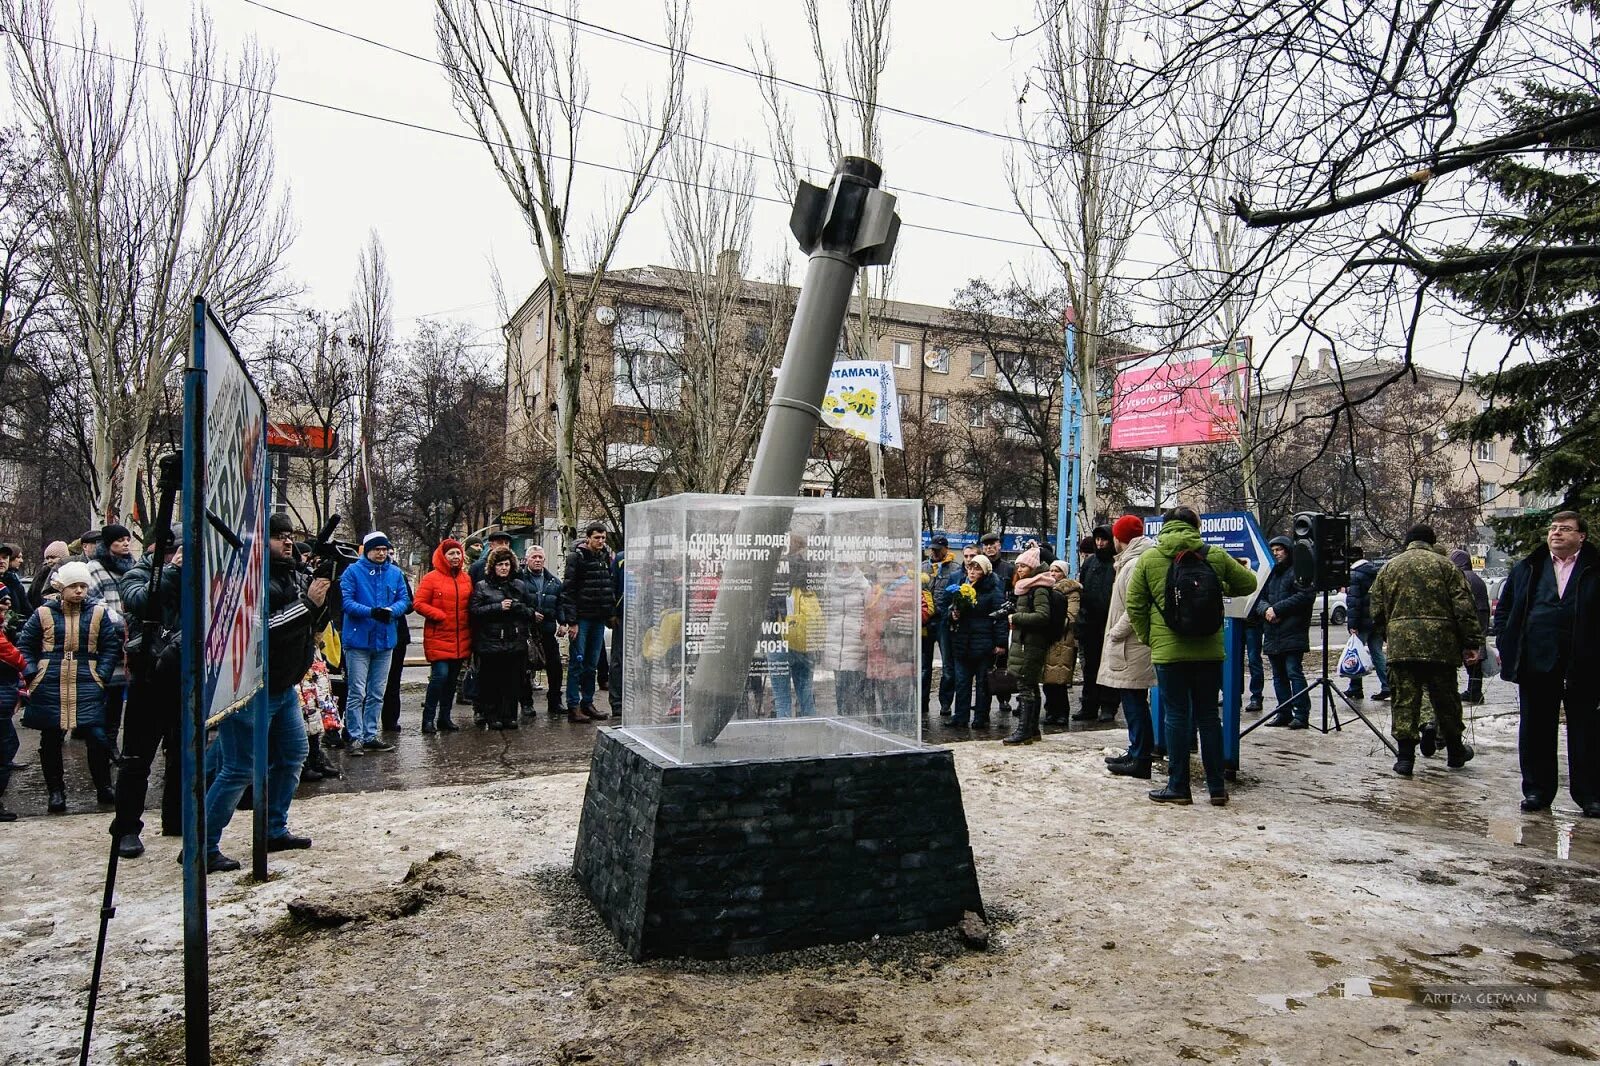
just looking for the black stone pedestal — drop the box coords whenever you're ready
[572,726,984,961]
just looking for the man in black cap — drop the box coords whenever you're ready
[921,535,963,717]
[470,530,513,585]
[74,528,102,559]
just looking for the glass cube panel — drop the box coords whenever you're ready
[622,494,923,764]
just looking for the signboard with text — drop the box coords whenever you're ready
[1109,344,1248,451]
[1141,510,1270,618]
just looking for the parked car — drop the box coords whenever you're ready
[1327,590,1347,626]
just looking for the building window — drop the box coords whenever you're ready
[1476,440,1495,461]
[929,503,945,530]
[967,402,986,428]
[969,349,987,378]
[1293,401,1306,421]
[1480,481,1498,505]
[613,305,684,410]
[893,339,913,368]
[931,347,950,374]
[745,323,769,352]
[800,487,829,498]
[930,396,948,424]
[1422,477,1435,499]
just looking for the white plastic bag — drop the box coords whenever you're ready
[1483,642,1501,679]
[1338,633,1374,678]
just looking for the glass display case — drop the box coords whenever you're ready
[621,494,923,764]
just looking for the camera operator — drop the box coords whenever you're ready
[200,513,331,872]
[108,528,184,859]
[1256,536,1315,730]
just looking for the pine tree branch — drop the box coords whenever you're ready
[1348,243,1600,278]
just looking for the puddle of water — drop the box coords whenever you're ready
[1253,976,1413,1012]
[1488,816,1578,861]
[1324,792,1600,865]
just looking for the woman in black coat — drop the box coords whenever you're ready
[944,555,1006,729]
[1256,536,1315,726]
[470,549,533,730]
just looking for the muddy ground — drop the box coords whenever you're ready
[4,700,1600,1065]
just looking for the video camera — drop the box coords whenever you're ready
[309,515,360,580]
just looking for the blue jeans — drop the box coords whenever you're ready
[921,624,957,713]
[566,619,608,709]
[344,647,393,744]
[203,687,309,853]
[1156,661,1225,797]
[1269,652,1311,723]
[950,654,991,725]
[1348,628,1390,693]
[423,658,465,726]
[1121,688,1153,762]
[771,651,816,718]
[1244,626,1264,700]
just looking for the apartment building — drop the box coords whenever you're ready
[1180,347,1528,564]
[503,258,1064,544]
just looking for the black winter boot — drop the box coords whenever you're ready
[1419,721,1438,758]
[1446,738,1475,769]
[1003,696,1041,745]
[1393,740,1416,777]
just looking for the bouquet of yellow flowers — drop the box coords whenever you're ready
[957,583,978,608]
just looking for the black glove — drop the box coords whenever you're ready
[370,607,392,624]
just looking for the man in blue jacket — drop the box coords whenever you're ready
[340,532,411,755]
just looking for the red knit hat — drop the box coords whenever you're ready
[1112,514,1145,544]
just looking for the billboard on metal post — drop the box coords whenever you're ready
[1108,344,1248,451]
[195,306,267,719]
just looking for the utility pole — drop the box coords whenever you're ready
[1056,308,1081,576]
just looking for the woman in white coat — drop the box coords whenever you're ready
[819,562,872,716]
[1099,514,1159,778]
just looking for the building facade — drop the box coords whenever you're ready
[504,261,1068,547]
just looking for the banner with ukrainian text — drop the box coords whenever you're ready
[822,360,903,450]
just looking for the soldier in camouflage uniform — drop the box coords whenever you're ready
[1370,524,1484,777]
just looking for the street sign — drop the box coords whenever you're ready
[1141,510,1271,618]
[498,507,540,528]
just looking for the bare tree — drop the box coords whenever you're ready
[380,319,511,545]
[756,0,896,497]
[638,105,792,494]
[434,0,687,542]
[2,1,293,527]
[1012,0,1149,531]
[262,311,362,537]
[348,231,393,534]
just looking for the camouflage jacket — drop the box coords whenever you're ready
[1370,542,1483,664]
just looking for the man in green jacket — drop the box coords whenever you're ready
[1369,523,1483,777]
[1127,505,1258,806]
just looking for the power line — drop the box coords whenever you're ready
[226,0,1271,272]
[235,0,1180,234]
[14,27,1226,279]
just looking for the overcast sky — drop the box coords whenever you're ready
[16,0,1497,377]
[63,1,1059,347]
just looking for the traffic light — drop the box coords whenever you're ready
[1291,512,1351,592]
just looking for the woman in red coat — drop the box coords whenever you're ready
[413,539,473,733]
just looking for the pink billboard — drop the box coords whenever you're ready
[1109,353,1246,450]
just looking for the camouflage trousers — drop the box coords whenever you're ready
[1389,662,1463,745]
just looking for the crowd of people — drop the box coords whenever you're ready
[0,502,1592,863]
[921,505,1599,815]
[0,517,627,872]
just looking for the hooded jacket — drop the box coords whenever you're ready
[1370,541,1483,664]
[414,542,474,662]
[17,595,123,731]
[1008,570,1060,685]
[559,543,618,623]
[817,566,871,673]
[1345,558,1383,633]
[1040,576,1082,687]
[1126,520,1259,664]
[1449,549,1491,632]
[339,553,412,653]
[1257,536,1315,656]
[267,554,330,694]
[1098,536,1157,689]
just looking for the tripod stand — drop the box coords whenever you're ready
[1241,591,1396,755]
